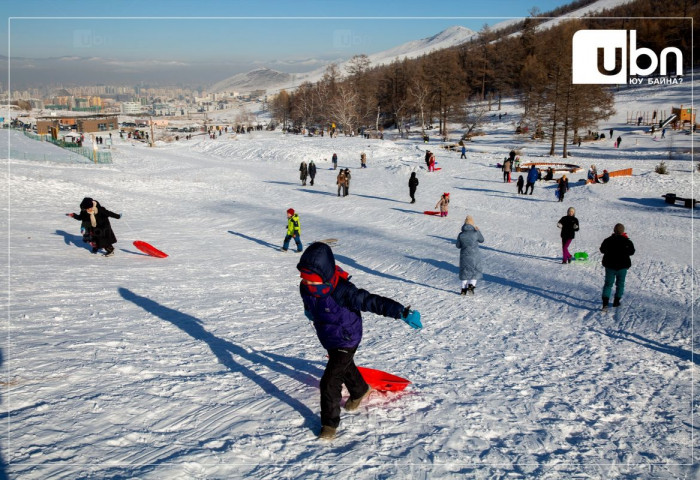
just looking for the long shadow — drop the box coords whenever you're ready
[333,254,453,294]
[118,288,319,432]
[481,245,558,262]
[455,186,505,195]
[228,230,279,251]
[295,188,337,197]
[391,207,425,215]
[263,180,296,186]
[619,197,678,209]
[405,255,590,309]
[353,193,403,203]
[594,328,699,366]
[55,229,92,251]
[484,192,550,203]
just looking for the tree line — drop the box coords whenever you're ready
[269,0,696,157]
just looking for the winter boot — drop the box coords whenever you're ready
[460,288,467,296]
[602,296,609,311]
[613,297,621,307]
[318,426,337,440]
[103,247,115,257]
[467,285,475,295]
[344,387,373,411]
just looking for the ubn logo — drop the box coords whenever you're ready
[572,30,683,84]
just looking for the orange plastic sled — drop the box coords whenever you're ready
[357,366,411,392]
[133,240,168,258]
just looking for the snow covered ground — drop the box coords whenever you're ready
[3,76,697,479]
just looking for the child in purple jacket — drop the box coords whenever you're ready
[297,242,421,440]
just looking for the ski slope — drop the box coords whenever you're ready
[3,77,697,479]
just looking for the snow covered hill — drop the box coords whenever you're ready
[3,73,698,478]
[210,25,477,94]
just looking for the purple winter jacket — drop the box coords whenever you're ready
[297,242,404,350]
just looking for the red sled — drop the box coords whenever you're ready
[133,240,168,258]
[423,211,442,216]
[357,366,411,392]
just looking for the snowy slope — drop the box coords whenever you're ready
[3,76,698,478]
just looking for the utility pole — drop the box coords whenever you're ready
[149,116,155,147]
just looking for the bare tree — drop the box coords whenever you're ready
[458,98,490,140]
[408,78,431,133]
[330,84,359,134]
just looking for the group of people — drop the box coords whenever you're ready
[336,169,351,197]
[299,160,317,186]
[587,164,610,184]
[424,150,437,171]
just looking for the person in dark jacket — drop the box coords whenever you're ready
[600,223,635,310]
[525,165,538,195]
[557,207,579,264]
[601,169,610,183]
[516,175,525,194]
[308,160,317,186]
[297,242,422,440]
[332,153,338,170]
[456,215,484,295]
[299,161,308,186]
[67,197,121,256]
[557,175,569,202]
[408,172,419,203]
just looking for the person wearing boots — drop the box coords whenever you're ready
[282,208,303,252]
[456,215,484,295]
[599,223,635,310]
[297,242,421,440]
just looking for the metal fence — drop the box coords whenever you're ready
[16,129,112,164]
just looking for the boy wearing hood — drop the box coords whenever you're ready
[297,242,422,440]
[282,208,303,252]
[600,223,635,310]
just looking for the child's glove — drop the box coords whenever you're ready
[66,213,75,217]
[401,306,422,329]
[304,310,314,322]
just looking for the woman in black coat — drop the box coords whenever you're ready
[557,207,579,264]
[68,197,121,256]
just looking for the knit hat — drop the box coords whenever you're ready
[465,215,474,225]
[614,223,625,234]
[287,208,295,216]
[444,192,450,197]
[80,197,93,210]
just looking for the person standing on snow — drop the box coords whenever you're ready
[557,175,569,202]
[282,208,303,252]
[557,207,579,264]
[599,223,635,310]
[524,164,538,195]
[435,192,450,217]
[336,169,346,197]
[502,156,512,183]
[297,242,421,440]
[300,161,309,186]
[408,172,419,204]
[343,169,352,196]
[616,135,622,148]
[460,144,466,159]
[332,153,338,170]
[66,197,121,256]
[308,160,317,186]
[516,175,525,194]
[456,215,484,295]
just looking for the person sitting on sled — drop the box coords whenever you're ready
[297,242,421,440]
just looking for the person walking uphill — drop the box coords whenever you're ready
[408,172,419,204]
[557,207,579,264]
[308,160,317,186]
[599,223,635,310]
[299,161,308,186]
[456,215,484,295]
[435,192,450,217]
[502,156,512,183]
[282,208,303,252]
[336,169,346,197]
[66,197,121,256]
[297,242,422,440]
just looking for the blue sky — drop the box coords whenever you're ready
[1,0,574,87]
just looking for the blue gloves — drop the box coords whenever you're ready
[401,306,422,329]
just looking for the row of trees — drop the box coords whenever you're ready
[269,0,695,157]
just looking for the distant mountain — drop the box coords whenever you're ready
[209,68,293,95]
[210,25,477,95]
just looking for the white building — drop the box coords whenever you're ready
[121,102,142,114]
